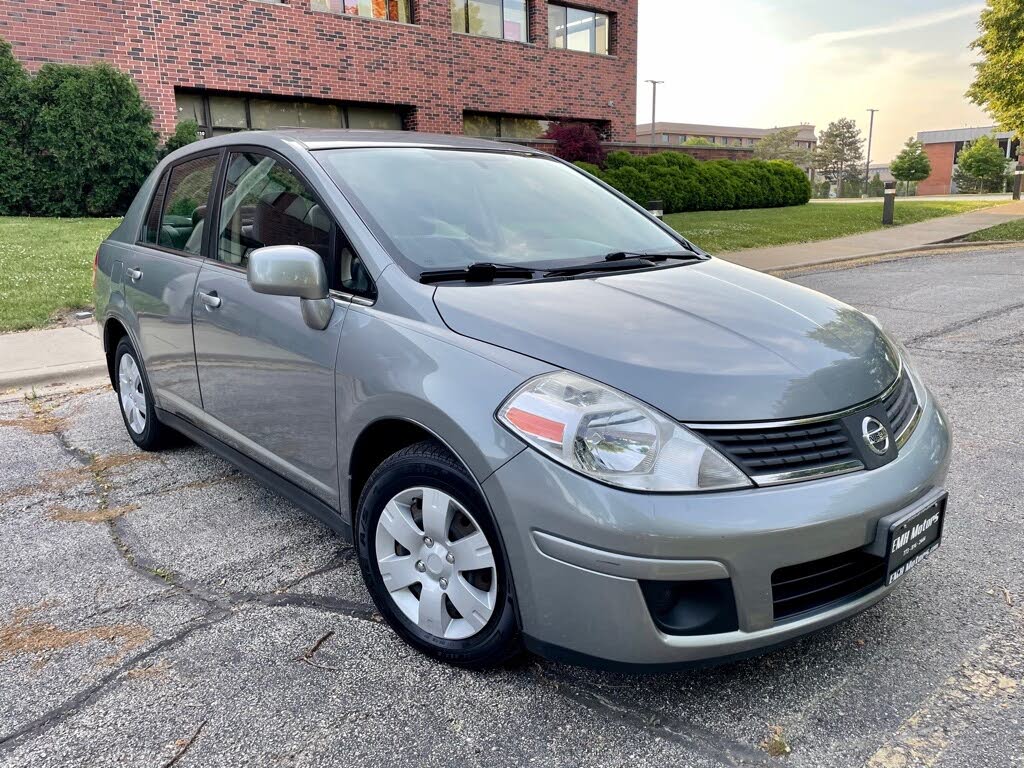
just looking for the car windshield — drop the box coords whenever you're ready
[316,148,685,277]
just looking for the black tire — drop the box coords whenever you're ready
[356,440,522,669]
[114,337,175,451]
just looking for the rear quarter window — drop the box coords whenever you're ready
[140,154,219,255]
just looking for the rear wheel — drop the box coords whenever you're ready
[114,337,174,451]
[356,441,521,668]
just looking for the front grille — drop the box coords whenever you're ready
[883,371,920,438]
[771,548,886,621]
[695,420,855,478]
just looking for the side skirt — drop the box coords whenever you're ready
[157,408,352,542]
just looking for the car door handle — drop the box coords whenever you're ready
[125,267,143,282]
[199,291,222,309]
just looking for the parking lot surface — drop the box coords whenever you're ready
[1,246,1022,767]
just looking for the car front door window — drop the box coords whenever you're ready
[216,151,373,297]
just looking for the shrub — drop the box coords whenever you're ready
[604,150,638,171]
[28,62,158,217]
[543,121,605,165]
[582,151,812,213]
[161,119,201,158]
[0,38,159,218]
[574,161,602,177]
[0,40,32,215]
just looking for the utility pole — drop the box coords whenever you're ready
[645,80,664,147]
[864,108,879,195]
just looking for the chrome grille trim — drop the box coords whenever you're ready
[750,460,864,488]
[895,403,922,449]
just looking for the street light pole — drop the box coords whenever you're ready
[645,80,664,147]
[864,108,878,195]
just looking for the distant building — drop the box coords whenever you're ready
[916,127,1020,195]
[636,122,817,152]
[868,164,894,184]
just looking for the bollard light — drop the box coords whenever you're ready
[882,181,896,225]
[647,200,664,219]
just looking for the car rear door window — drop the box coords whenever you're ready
[145,155,218,255]
[215,151,373,297]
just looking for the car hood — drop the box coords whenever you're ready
[432,258,899,422]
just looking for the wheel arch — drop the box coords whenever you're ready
[103,317,130,389]
[346,416,486,533]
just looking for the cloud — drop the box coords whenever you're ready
[808,3,984,45]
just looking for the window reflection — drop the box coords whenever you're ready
[451,0,528,42]
[547,5,610,55]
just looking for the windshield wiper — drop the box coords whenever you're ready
[419,262,538,284]
[542,252,700,278]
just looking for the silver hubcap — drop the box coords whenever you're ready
[375,487,497,640]
[118,353,147,435]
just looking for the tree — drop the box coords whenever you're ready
[28,61,158,216]
[841,176,863,199]
[543,121,605,165]
[814,118,864,197]
[867,172,885,197]
[953,134,1009,193]
[0,39,32,215]
[682,136,712,146]
[889,137,932,196]
[967,0,1024,150]
[753,127,812,167]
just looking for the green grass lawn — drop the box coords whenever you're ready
[0,217,120,332]
[664,200,1000,253]
[0,200,1011,332]
[961,218,1024,242]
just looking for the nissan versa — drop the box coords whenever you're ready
[93,130,951,670]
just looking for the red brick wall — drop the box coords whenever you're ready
[919,142,955,196]
[0,0,637,141]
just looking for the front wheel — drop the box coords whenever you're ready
[356,441,521,668]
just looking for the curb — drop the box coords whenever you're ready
[763,239,1024,276]
[0,360,108,390]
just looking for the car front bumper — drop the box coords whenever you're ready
[481,392,952,669]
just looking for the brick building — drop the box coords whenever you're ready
[0,0,637,142]
[916,127,1020,195]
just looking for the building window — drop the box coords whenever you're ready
[175,90,404,136]
[311,0,411,23]
[463,112,551,139]
[451,0,528,43]
[548,4,609,55]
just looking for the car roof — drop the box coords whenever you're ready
[180,129,542,154]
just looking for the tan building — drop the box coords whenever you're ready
[636,122,817,151]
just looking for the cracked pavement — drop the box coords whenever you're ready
[1,245,1022,767]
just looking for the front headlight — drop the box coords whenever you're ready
[497,371,751,492]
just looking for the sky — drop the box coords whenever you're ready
[636,0,993,162]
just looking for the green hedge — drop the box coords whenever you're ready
[578,150,812,213]
[0,38,158,217]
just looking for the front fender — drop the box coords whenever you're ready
[335,307,552,520]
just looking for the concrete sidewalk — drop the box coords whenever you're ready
[721,201,1024,272]
[0,323,106,390]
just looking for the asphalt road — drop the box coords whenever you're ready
[1,246,1022,767]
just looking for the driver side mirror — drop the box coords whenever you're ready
[247,245,334,330]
